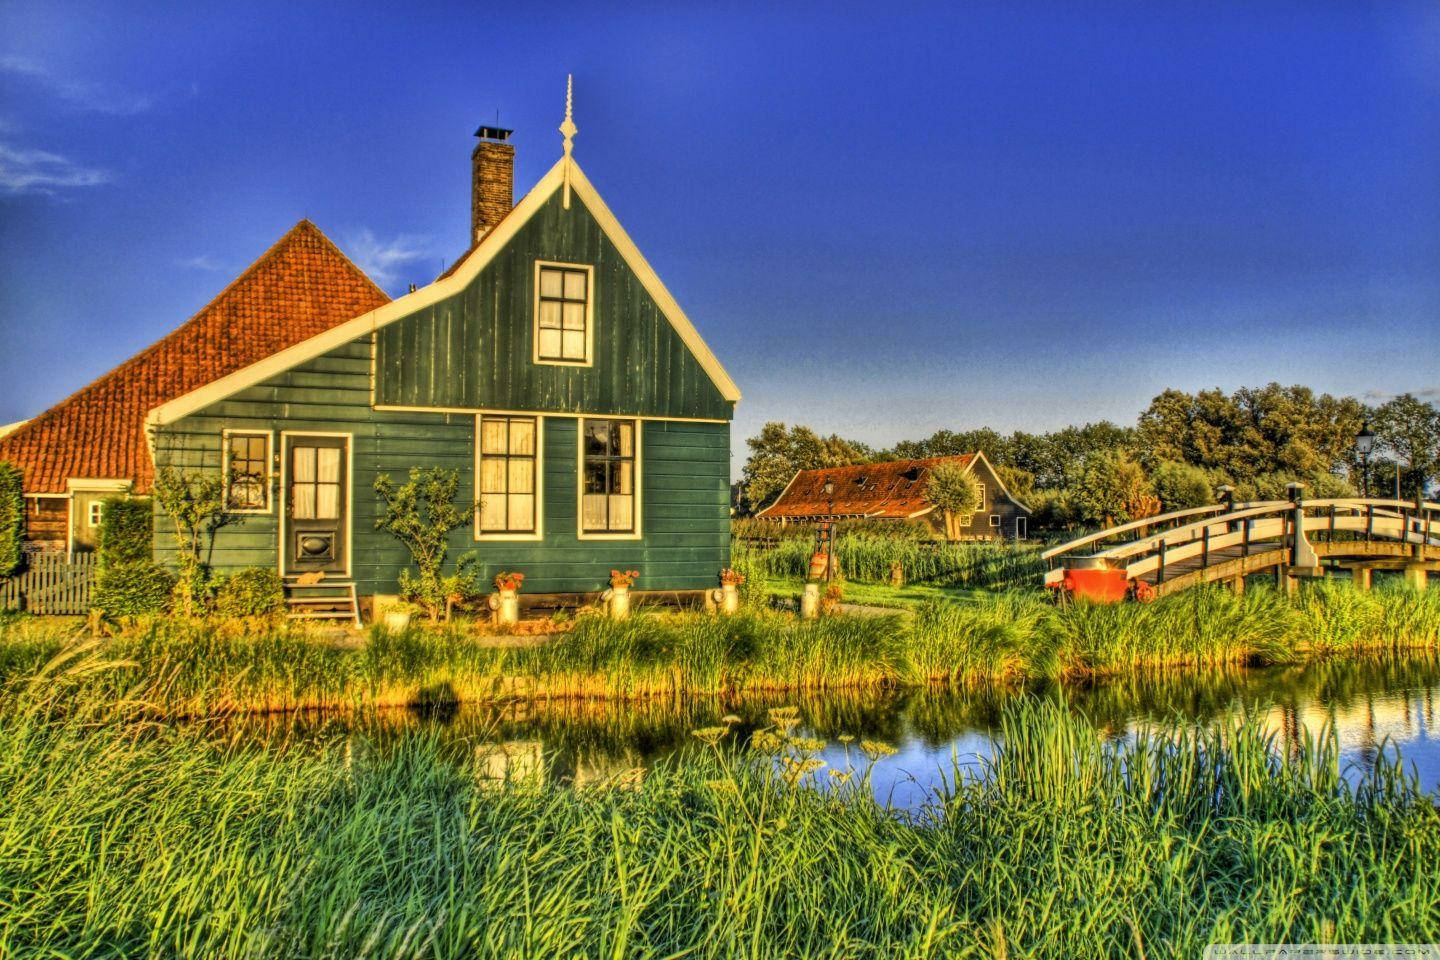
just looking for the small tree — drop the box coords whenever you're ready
[374,467,475,621]
[152,467,234,616]
[0,461,22,577]
[925,462,981,541]
[1074,450,1158,527]
[1150,462,1213,513]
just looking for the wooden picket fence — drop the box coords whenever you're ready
[0,553,97,615]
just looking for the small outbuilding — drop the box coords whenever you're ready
[754,453,1031,540]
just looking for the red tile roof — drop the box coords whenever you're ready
[0,220,390,494]
[756,455,977,520]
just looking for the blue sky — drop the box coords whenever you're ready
[1,1,1436,471]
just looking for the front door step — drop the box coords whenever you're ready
[283,578,360,627]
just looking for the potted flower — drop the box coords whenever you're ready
[490,571,524,626]
[607,569,639,619]
[718,568,745,614]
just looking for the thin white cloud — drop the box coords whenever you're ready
[0,143,109,195]
[177,254,227,271]
[0,56,152,115]
[345,229,429,287]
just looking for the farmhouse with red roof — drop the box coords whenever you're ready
[756,453,1031,540]
[0,221,390,551]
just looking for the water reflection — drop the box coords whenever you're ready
[218,653,1440,810]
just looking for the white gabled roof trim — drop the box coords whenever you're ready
[0,419,28,440]
[147,156,740,428]
[965,451,1032,513]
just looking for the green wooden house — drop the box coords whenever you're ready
[145,109,740,609]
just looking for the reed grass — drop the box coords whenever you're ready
[1,580,1437,715]
[2,658,1437,958]
[732,534,1046,590]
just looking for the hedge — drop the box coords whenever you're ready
[0,461,20,577]
[97,497,153,567]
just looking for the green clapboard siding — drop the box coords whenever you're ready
[153,338,731,596]
[374,188,733,421]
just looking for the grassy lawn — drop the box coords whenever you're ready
[758,576,1000,610]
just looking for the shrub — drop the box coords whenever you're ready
[96,497,153,567]
[213,567,286,620]
[92,561,176,618]
[0,461,21,577]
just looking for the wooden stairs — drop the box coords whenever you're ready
[284,578,361,627]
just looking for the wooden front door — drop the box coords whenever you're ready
[283,435,348,575]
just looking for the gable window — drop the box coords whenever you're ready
[581,418,638,536]
[225,431,271,512]
[976,482,986,510]
[477,415,539,537]
[535,262,593,365]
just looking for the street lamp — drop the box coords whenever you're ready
[821,480,836,584]
[1216,484,1235,513]
[1354,423,1375,498]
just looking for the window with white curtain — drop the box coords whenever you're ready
[291,446,341,520]
[581,418,636,534]
[225,432,270,511]
[478,416,538,534]
[535,263,591,364]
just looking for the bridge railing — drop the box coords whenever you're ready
[1042,497,1439,589]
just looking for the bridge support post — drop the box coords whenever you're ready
[1404,564,1428,591]
[1228,575,1245,596]
[1351,566,1372,592]
[1277,565,1297,597]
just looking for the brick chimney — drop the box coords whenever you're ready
[471,125,514,245]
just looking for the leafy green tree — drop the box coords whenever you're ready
[923,462,981,541]
[1136,383,1364,484]
[995,464,1035,504]
[0,461,21,577]
[1371,393,1440,497]
[152,467,235,616]
[1073,450,1157,527]
[374,467,477,620]
[740,422,871,512]
[1150,462,1213,512]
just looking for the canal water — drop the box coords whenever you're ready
[232,654,1440,810]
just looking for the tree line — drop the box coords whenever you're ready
[739,384,1439,530]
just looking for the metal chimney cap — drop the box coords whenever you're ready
[474,125,514,141]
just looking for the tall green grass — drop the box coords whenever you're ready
[1,580,1437,715]
[2,660,1437,958]
[732,534,1046,590]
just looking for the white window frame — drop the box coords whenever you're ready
[577,417,642,541]
[976,481,986,510]
[533,260,595,367]
[474,413,545,542]
[222,429,274,514]
[989,514,1001,528]
[88,501,104,527]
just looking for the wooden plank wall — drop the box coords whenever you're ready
[374,189,733,421]
[152,338,732,596]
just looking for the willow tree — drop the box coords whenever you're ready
[924,462,981,541]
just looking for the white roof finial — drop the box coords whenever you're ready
[560,74,577,158]
[560,74,576,207]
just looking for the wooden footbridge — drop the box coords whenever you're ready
[1042,496,1440,599]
